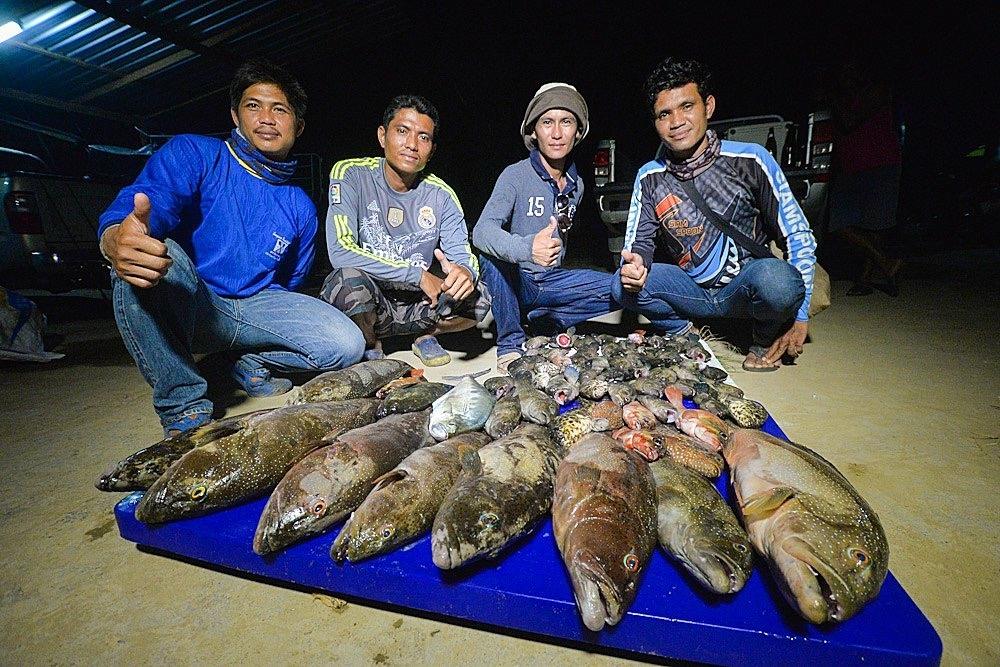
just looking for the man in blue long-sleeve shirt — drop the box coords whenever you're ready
[616,57,816,372]
[98,59,364,435]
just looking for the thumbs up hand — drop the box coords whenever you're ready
[100,192,172,288]
[436,248,474,302]
[619,250,648,293]
[531,218,562,267]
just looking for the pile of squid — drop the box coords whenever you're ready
[97,331,888,630]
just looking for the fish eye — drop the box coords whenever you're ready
[849,547,869,565]
[623,553,640,572]
[734,543,749,553]
[310,499,327,516]
[479,512,499,528]
[190,485,207,501]
[381,525,394,539]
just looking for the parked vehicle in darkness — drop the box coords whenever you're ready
[1,147,128,292]
[592,111,835,268]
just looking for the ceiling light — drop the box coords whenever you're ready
[0,20,22,44]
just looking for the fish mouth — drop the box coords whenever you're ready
[431,524,468,569]
[780,537,849,623]
[679,544,747,594]
[253,504,311,555]
[569,553,625,631]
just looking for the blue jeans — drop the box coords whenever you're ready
[479,255,618,356]
[112,239,365,429]
[611,258,805,346]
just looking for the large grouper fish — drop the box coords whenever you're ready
[288,359,413,404]
[552,433,657,631]
[431,423,561,569]
[649,458,753,594]
[134,399,381,523]
[96,408,272,491]
[253,409,435,555]
[724,428,889,623]
[330,431,493,563]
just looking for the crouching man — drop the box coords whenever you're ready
[98,59,364,436]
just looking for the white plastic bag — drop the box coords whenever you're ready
[0,287,64,361]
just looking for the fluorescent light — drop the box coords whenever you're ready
[0,20,22,44]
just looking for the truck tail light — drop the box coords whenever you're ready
[594,147,611,178]
[811,118,834,158]
[4,191,44,235]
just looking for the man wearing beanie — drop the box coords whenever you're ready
[473,83,617,373]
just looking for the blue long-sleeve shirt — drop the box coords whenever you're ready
[624,140,816,321]
[98,134,317,298]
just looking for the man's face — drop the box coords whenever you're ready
[653,82,715,160]
[377,107,436,179]
[230,82,303,160]
[532,109,579,162]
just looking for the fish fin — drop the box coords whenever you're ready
[741,486,796,520]
[370,469,408,492]
[795,492,863,527]
[460,449,482,475]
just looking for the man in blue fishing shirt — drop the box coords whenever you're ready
[98,59,364,436]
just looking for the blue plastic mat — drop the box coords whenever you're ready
[114,415,942,665]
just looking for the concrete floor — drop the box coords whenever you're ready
[1,250,997,665]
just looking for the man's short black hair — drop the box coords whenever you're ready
[643,58,713,115]
[230,58,308,119]
[381,94,440,143]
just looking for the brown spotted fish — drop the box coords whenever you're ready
[650,458,752,594]
[135,400,381,524]
[431,423,561,568]
[724,428,889,623]
[552,433,657,631]
[253,409,434,555]
[485,395,522,439]
[96,409,272,491]
[330,432,492,563]
[290,359,413,403]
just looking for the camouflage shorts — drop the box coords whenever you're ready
[320,267,491,338]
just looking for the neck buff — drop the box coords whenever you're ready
[662,129,721,181]
[225,128,297,184]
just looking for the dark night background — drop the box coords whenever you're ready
[2,1,998,265]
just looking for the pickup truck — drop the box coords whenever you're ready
[592,111,834,268]
[1,148,128,292]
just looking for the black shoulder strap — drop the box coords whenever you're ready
[676,179,772,259]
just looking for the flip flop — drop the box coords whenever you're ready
[411,335,451,367]
[742,345,780,372]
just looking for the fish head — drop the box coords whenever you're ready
[134,471,222,523]
[770,516,888,623]
[253,465,339,555]
[674,523,754,594]
[431,488,509,569]
[566,543,645,631]
[331,472,420,563]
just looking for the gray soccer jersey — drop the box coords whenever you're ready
[326,157,478,289]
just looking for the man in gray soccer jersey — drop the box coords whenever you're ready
[321,94,489,366]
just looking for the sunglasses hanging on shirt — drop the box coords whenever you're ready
[555,194,573,234]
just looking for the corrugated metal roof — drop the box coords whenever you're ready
[0,0,407,129]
